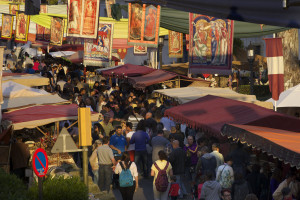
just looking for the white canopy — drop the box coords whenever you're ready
[2,81,48,98]
[3,74,49,87]
[154,87,273,109]
[267,84,300,107]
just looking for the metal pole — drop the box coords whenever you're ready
[38,177,43,200]
[159,45,163,70]
[275,101,277,112]
[82,146,89,187]
[250,61,254,95]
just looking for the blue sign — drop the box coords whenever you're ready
[32,148,48,177]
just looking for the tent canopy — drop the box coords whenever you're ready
[100,64,155,77]
[2,81,48,99]
[2,104,99,130]
[2,74,49,87]
[165,95,300,138]
[267,83,300,108]
[142,0,300,29]
[221,124,300,168]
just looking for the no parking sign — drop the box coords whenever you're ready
[32,148,49,177]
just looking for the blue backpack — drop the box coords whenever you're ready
[119,162,133,187]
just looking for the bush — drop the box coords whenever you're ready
[28,176,88,200]
[0,168,29,200]
[238,85,271,98]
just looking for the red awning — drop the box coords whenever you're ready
[165,95,300,138]
[128,70,177,89]
[101,64,155,77]
[2,104,99,130]
[221,124,300,168]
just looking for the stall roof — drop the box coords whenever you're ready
[221,124,300,168]
[165,95,300,138]
[2,74,49,87]
[100,64,155,77]
[2,104,99,130]
[128,70,177,89]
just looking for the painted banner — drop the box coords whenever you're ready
[36,5,49,41]
[50,17,65,46]
[128,3,161,47]
[134,45,147,55]
[9,3,19,15]
[84,22,114,66]
[105,0,115,18]
[189,13,234,75]
[168,31,183,58]
[1,14,14,40]
[67,0,100,38]
[15,12,30,43]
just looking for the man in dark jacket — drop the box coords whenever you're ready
[196,146,217,177]
[169,140,187,198]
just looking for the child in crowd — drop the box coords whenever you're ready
[198,175,206,200]
[169,176,180,200]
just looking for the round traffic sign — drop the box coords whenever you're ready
[32,148,49,177]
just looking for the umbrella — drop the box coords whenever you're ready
[267,84,300,107]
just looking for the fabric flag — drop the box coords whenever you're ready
[264,38,284,101]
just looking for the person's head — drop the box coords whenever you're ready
[201,146,209,154]
[221,189,232,200]
[170,175,177,183]
[120,152,131,168]
[205,171,214,181]
[158,150,167,161]
[16,136,23,143]
[77,94,82,102]
[187,135,194,146]
[244,194,258,200]
[85,97,92,106]
[115,126,122,136]
[102,136,110,144]
[145,112,152,120]
[80,88,86,95]
[212,143,220,152]
[103,114,111,123]
[170,126,176,134]
[93,139,102,150]
[172,140,180,149]
[136,120,146,132]
[225,155,233,166]
[126,122,133,131]
[286,172,296,184]
[114,104,120,111]
[157,129,164,136]
[282,187,292,199]
[157,122,164,131]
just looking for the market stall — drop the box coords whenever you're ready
[164,95,300,138]
[99,64,156,78]
[2,73,49,87]
[2,104,99,130]
[221,124,300,168]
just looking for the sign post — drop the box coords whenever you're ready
[32,148,49,200]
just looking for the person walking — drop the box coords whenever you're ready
[184,136,198,181]
[231,172,251,200]
[196,146,217,177]
[97,136,116,193]
[199,171,222,200]
[89,140,102,185]
[151,129,170,162]
[216,155,234,189]
[151,150,173,200]
[109,126,127,161]
[168,140,187,198]
[114,152,139,200]
[210,143,224,170]
[125,122,135,162]
[130,120,150,177]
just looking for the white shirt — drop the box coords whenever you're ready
[160,117,175,131]
[114,161,138,180]
[216,164,234,189]
[126,131,135,151]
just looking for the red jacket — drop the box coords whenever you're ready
[169,183,180,197]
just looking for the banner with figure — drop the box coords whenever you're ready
[50,17,65,46]
[168,31,183,58]
[9,3,19,15]
[189,13,234,75]
[1,14,14,40]
[67,0,100,38]
[36,5,49,41]
[134,45,147,55]
[15,12,30,43]
[128,3,161,47]
[84,22,114,66]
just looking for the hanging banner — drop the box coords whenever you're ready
[189,13,234,75]
[134,45,147,55]
[1,14,14,40]
[83,22,114,66]
[9,3,19,15]
[50,17,65,46]
[36,5,49,41]
[105,0,115,18]
[67,0,100,39]
[128,3,161,47]
[117,48,127,59]
[15,12,30,43]
[168,31,183,58]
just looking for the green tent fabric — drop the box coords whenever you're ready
[160,7,289,38]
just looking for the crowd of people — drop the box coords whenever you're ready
[5,52,300,200]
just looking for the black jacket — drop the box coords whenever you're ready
[169,147,186,175]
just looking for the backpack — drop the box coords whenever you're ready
[154,161,169,192]
[119,162,133,187]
